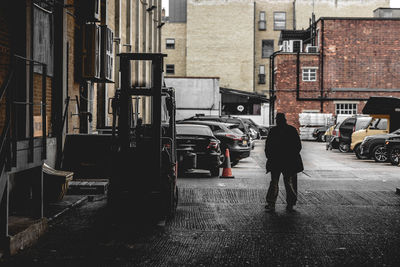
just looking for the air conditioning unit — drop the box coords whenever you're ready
[82,23,101,80]
[76,0,101,22]
[306,45,319,53]
[100,25,114,82]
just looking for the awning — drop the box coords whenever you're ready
[220,87,269,104]
[362,96,400,114]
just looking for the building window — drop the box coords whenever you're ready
[258,65,265,84]
[166,38,175,49]
[262,40,274,58]
[274,12,286,30]
[259,11,266,30]
[33,4,54,76]
[166,64,175,74]
[302,68,317,81]
[336,103,358,115]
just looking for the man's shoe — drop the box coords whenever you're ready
[265,204,275,212]
[286,205,295,212]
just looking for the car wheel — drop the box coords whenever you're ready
[355,144,367,159]
[338,142,350,153]
[372,145,388,163]
[210,167,220,177]
[389,147,400,165]
[231,160,239,167]
[317,132,325,142]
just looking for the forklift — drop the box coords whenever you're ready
[62,53,177,221]
[108,53,178,220]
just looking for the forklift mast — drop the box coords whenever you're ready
[118,53,164,176]
[110,53,178,219]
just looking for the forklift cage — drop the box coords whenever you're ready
[114,52,168,190]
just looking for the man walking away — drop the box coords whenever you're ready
[264,113,303,212]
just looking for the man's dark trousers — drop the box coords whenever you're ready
[266,171,297,207]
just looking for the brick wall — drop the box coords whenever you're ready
[186,0,254,92]
[162,22,187,76]
[33,74,52,135]
[275,54,321,129]
[0,5,11,134]
[323,19,400,91]
[274,18,400,129]
[66,0,80,133]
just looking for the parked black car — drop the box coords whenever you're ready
[338,115,372,152]
[176,124,223,177]
[183,115,254,149]
[239,117,270,139]
[312,126,329,142]
[384,136,400,165]
[359,129,400,162]
[178,120,251,166]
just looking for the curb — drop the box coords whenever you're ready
[48,196,89,222]
[0,196,90,259]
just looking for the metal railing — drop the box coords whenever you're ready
[0,55,47,176]
[0,68,14,173]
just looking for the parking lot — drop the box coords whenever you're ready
[179,139,400,192]
[3,140,400,266]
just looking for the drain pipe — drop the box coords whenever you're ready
[296,51,300,100]
[269,51,282,125]
[320,19,324,112]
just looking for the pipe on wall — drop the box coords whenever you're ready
[320,19,324,112]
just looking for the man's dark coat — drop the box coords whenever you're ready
[265,124,304,174]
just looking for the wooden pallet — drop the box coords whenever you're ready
[67,179,109,195]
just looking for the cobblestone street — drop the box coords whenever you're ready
[2,141,400,266]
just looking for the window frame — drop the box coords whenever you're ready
[258,65,266,84]
[166,38,175,49]
[259,11,266,30]
[302,68,317,81]
[166,64,175,74]
[292,40,303,53]
[273,11,286,31]
[335,103,358,115]
[259,65,265,75]
[261,39,274,58]
[33,4,54,76]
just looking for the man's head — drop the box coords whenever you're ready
[276,113,287,126]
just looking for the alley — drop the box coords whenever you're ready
[2,140,400,266]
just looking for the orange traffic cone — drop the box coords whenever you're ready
[220,148,235,179]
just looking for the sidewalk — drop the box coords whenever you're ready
[3,195,88,258]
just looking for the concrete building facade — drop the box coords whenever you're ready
[162,0,389,100]
[273,17,400,129]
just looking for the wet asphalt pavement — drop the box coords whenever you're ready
[2,140,400,266]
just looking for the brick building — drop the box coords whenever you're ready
[162,0,388,98]
[272,16,400,129]
[0,0,163,256]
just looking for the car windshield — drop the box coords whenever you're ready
[393,129,400,134]
[227,124,244,135]
[176,125,213,136]
[230,128,244,135]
